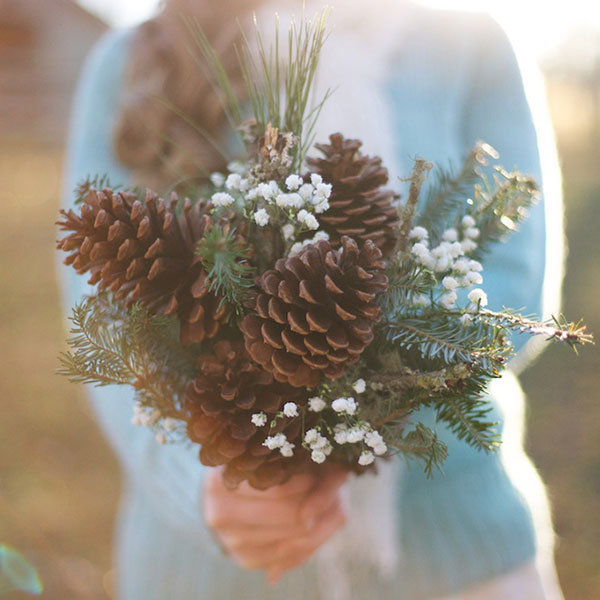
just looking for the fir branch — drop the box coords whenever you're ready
[388,423,448,478]
[476,309,593,350]
[57,294,191,418]
[194,225,256,317]
[384,315,511,373]
[417,142,497,241]
[468,167,539,260]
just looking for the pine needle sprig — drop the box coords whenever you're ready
[194,225,256,317]
[388,423,449,478]
[467,168,539,260]
[417,142,497,242]
[476,309,594,351]
[384,314,511,373]
[74,175,120,205]
[57,294,191,418]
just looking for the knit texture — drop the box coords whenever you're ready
[58,4,562,598]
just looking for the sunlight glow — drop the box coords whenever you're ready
[77,0,600,60]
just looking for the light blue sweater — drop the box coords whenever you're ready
[60,7,560,599]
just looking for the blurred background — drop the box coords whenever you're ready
[0,0,598,598]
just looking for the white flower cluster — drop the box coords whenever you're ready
[288,230,330,256]
[131,403,179,444]
[263,432,295,457]
[304,428,333,464]
[409,216,487,311]
[209,166,332,240]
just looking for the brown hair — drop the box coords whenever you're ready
[113,0,257,191]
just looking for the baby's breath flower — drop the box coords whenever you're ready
[434,255,452,273]
[353,379,366,394]
[464,271,483,286]
[442,276,459,291]
[468,288,488,307]
[333,424,349,444]
[462,215,476,228]
[254,208,270,227]
[263,433,287,450]
[280,442,295,457]
[468,259,483,272]
[308,396,326,412]
[315,182,332,199]
[331,397,357,415]
[210,192,235,207]
[304,428,319,445]
[251,412,267,427]
[289,242,303,256]
[210,172,225,187]
[453,258,470,274]
[464,227,480,239]
[439,291,458,309]
[227,160,245,174]
[310,173,323,186]
[358,451,375,466]
[313,231,330,242]
[411,242,429,257]
[346,427,365,444]
[442,228,458,242]
[311,449,327,464]
[409,226,429,241]
[282,224,295,241]
[225,173,242,190]
[298,183,314,200]
[313,199,330,214]
[461,239,478,253]
[276,193,304,209]
[283,402,298,418]
[285,174,303,191]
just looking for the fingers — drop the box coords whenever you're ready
[266,499,347,583]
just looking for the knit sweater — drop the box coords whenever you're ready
[59,4,563,599]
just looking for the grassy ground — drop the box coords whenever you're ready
[0,83,598,598]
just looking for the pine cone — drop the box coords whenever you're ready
[307,133,399,257]
[185,340,315,489]
[57,187,228,345]
[240,236,388,388]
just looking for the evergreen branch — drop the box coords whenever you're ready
[384,315,510,373]
[477,309,594,350]
[417,142,497,241]
[468,167,539,260]
[388,423,448,477]
[74,175,120,205]
[194,225,256,317]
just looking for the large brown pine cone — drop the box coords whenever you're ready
[57,187,228,345]
[306,133,399,257]
[240,236,388,388]
[185,340,315,489]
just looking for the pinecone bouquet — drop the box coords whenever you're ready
[57,10,591,492]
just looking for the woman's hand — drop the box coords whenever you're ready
[203,466,348,583]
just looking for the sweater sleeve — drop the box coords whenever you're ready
[395,14,560,598]
[59,29,209,534]
[459,15,563,366]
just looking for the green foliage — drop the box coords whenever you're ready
[74,174,119,205]
[57,294,194,418]
[389,423,449,478]
[186,7,331,170]
[194,225,256,317]
[468,167,539,261]
[417,142,496,241]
